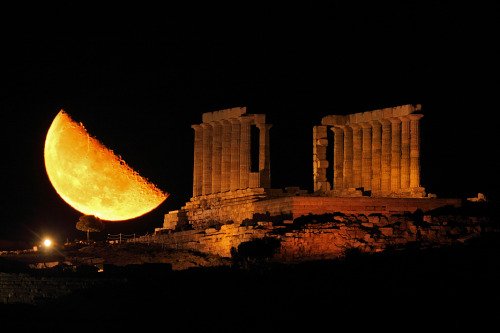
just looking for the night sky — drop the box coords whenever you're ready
[1,6,498,246]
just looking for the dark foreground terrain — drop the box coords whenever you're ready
[2,233,500,331]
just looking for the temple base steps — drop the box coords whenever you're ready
[162,186,457,232]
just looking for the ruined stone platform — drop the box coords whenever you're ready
[149,201,494,263]
[251,195,462,221]
[163,189,461,230]
[157,104,483,262]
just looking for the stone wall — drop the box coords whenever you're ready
[276,212,492,262]
[150,206,494,263]
[164,192,462,230]
[269,196,462,219]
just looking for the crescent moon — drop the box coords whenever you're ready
[44,110,168,221]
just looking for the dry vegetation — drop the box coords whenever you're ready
[64,242,231,271]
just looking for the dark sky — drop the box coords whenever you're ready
[1,5,498,245]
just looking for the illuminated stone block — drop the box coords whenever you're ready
[317,104,425,198]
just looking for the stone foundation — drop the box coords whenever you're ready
[151,203,495,263]
[163,192,462,231]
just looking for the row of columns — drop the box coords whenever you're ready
[329,114,423,193]
[192,116,271,197]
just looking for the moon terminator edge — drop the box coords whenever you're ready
[44,110,168,221]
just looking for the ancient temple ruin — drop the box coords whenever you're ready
[162,104,457,231]
[313,104,426,198]
[139,103,493,262]
[191,107,271,196]
[163,107,277,229]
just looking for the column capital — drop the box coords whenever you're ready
[238,117,254,126]
[389,117,402,124]
[379,118,392,126]
[408,113,424,121]
[337,124,353,133]
[191,124,203,130]
[255,121,272,130]
[370,119,381,126]
[330,126,344,133]
[200,122,213,129]
[209,120,222,126]
[360,122,372,128]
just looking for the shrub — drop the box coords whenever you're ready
[231,237,281,270]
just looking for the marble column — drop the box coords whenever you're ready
[313,126,328,192]
[331,127,344,190]
[390,117,401,191]
[370,120,382,193]
[400,116,411,189]
[342,125,353,189]
[211,121,222,194]
[409,114,424,188]
[352,124,362,189]
[239,117,252,189]
[229,119,241,191]
[257,122,272,189]
[361,122,372,191]
[201,123,213,195]
[221,120,232,192]
[380,119,392,193]
[191,124,203,197]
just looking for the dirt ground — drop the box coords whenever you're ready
[67,242,231,270]
[2,235,500,330]
[1,242,231,271]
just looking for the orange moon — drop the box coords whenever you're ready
[44,110,168,221]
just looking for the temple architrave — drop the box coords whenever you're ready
[162,104,460,231]
[314,104,426,198]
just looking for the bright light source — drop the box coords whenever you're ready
[43,239,52,247]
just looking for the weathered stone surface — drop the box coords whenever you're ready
[146,210,495,264]
[193,109,272,202]
[379,227,394,236]
[202,106,247,123]
[316,104,425,198]
[321,104,422,126]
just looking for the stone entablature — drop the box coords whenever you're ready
[314,104,425,198]
[321,104,422,126]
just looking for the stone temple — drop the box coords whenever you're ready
[314,104,425,198]
[162,104,459,231]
